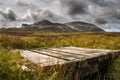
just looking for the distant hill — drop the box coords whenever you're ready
[22,20,105,32]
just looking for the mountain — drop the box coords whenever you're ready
[22,20,105,32]
[65,21,104,32]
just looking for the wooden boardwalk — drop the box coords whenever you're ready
[21,47,120,77]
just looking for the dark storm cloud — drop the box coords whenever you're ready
[0,8,17,21]
[90,0,113,7]
[69,2,88,15]
[60,0,88,15]
[95,18,108,24]
[113,10,120,21]
[89,0,120,22]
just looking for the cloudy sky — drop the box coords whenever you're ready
[0,0,120,32]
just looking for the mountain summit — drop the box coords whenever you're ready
[33,20,54,25]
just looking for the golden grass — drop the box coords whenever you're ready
[0,32,120,80]
[0,32,120,50]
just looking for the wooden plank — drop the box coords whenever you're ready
[31,50,71,61]
[62,47,113,53]
[47,48,104,58]
[36,49,88,60]
[63,47,120,57]
[21,50,67,67]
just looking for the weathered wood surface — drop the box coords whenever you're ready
[20,47,120,77]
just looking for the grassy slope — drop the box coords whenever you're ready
[0,32,120,80]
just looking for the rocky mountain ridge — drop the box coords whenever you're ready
[22,20,105,32]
